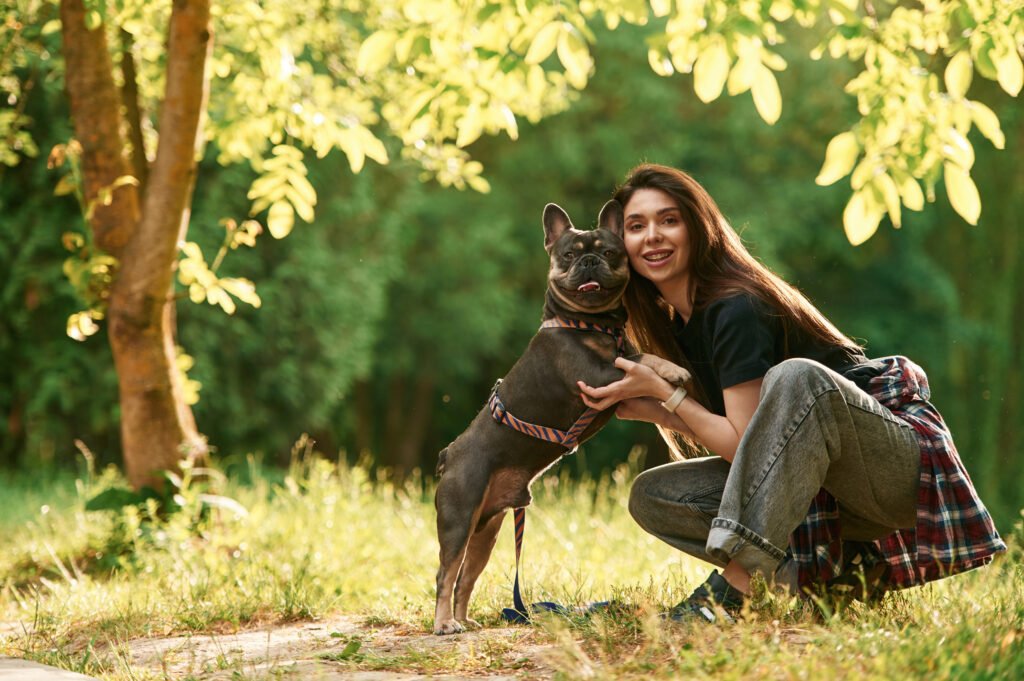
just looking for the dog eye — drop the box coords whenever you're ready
[604,250,615,257]
[563,251,575,260]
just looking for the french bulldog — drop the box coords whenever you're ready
[432,199,689,635]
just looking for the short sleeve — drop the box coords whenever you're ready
[708,294,778,389]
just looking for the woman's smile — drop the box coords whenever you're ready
[623,188,691,289]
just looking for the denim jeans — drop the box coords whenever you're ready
[629,358,921,581]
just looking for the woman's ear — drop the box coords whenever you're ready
[598,199,624,239]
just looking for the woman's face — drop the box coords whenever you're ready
[622,188,691,292]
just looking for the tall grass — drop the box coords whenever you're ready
[1,445,1021,680]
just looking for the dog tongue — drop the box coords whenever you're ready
[577,281,601,293]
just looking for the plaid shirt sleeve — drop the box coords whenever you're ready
[789,356,1007,591]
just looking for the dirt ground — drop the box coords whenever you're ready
[114,616,557,680]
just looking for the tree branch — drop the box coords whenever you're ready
[59,0,140,259]
[119,28,149,192]
[118,0,211,310]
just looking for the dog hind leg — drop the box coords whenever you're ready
[452,510,507,628]
[434,466,488,635]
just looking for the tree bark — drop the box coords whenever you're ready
[59,0,139,258]
[61,0,211,489]
[119,28,149,192]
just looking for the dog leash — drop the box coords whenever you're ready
[489,316,624,624]
[500,506,613,623]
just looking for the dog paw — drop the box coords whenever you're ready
[459,618,482,630]
[637,354,691,387]
[433,619,465,635]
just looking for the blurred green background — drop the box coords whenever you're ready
[2,21,1020,531]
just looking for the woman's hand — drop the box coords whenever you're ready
[614,397,668,425]
[577,357,673,411]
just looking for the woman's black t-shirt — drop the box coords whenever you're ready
[671,293,868,416]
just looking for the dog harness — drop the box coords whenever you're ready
[487,315,626,623]
[487,316,626,451]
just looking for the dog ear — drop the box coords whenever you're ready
[597,199,624,238]
[543,203,573,252]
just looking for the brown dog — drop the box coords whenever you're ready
[432,200,688,634]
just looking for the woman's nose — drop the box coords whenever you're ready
[644,223,662,242]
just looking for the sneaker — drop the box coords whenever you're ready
[825,541,891,603]
[664,570,745,624]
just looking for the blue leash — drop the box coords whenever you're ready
[500,507,612,623]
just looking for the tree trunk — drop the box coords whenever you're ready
[61,0,211,490]
[393,371,436,480]
[352,379,375,458]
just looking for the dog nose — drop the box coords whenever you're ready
[579,254,601,270]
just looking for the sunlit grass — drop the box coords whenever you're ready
[1,446,1021,680]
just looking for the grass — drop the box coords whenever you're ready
[1,443,1022,680]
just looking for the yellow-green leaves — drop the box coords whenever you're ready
[970,101,1005,150]
[843,189,884,246]
[357,30,398,75]
[248,145,316,239]
[178,242,262,315]
[557,25,593,89]
[944,163,981,225]
[526,22,561,64]
[693,37,730,103]
[945,52,973,98]
[266,201,294,240]
[816,132,859,186]
[751,65,781,125]
[993,42,1023,96]
[67,311,101,342]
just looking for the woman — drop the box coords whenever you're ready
[578,164,1005,622]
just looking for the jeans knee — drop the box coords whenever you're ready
[763,358,832,397]
[628,471,656,526]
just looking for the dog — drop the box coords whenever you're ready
[432,200,689,635]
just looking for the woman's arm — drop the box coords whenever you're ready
[578,358,762,462]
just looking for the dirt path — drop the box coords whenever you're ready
[119,617,557,680]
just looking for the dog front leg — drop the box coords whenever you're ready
[452,510,507,628]
[636,353,691,387]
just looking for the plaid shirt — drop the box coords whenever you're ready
[789,356,1007,590]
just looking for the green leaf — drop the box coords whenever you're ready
[648,49,674,76]
[526,22,561,65]
[357,30,398,75]
[944,52,973,98]
[85,487,150,511]
[970,101,1005,149]
[842,190,884,246]
[751,65,781,125]
[267,201,295,239]
[943,162,980,225]
[54,175,77,196]
[898,176,925,211]
[456,103,484,148]
[993,44,1023,96]
[220,278,262,309]
[557,27,591,89]
[942,129,974,170]
[815,132,859,186]
[693,38,730,103]
[874,173,902,228]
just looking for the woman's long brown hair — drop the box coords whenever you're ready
[612,164,861,459]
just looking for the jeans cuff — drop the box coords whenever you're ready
[707,518,787,576]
